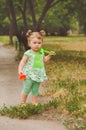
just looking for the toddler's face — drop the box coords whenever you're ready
[29,37,42,52]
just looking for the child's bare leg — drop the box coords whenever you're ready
[31,96,38,105]
[21,93,27,104]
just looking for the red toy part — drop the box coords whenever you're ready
[19,73,26,80]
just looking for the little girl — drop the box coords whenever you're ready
[18,30,53,105]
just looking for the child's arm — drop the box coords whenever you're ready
[18,55,28,75]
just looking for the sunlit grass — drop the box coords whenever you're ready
[44,36,86,43]
[44,36,86,51]
[0,36,10,44]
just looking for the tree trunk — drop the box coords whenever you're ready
[18,0,28,29]
[7,0,29,50]
[9,23,14,44]
[36,0,53,30]
[7,0,18,34]
[28,0,37,31]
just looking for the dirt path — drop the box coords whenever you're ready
[0,43,67,130]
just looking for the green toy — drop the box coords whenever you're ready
[40,48,56,55]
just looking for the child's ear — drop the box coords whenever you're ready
[40,30,46,36]
[26,30,32,37]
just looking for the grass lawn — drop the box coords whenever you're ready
[0,35,86,130]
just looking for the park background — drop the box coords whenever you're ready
[0,1,86,130]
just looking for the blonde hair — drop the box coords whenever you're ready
[26,30,46,43]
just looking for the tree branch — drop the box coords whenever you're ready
[36,0,56,30]
[28,0,37,28]
[49,0,66,8]
[23,0,27,13]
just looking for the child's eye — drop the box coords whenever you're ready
[38,42,41,44]
[33,42,41,44]
[33,42,36,44]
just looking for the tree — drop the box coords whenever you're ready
[28,0,66,31]
[43,0,77,35]
[1,0,86,48]
[6,0,67,49]
[6,0,29,49]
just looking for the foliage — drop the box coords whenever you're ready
[0,0,86,36]
[45,1,76,35]
[73,0,86,33]
[0,1,9,34]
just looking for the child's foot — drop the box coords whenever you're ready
[31,102,38,106]
[18,103,26,107]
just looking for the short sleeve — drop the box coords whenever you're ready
[24,50,31,57]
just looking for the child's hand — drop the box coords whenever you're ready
[18,71,22,75]
[50,51,56,56]
[19,73,26,80]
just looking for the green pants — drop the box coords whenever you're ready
[22,78,40,96]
